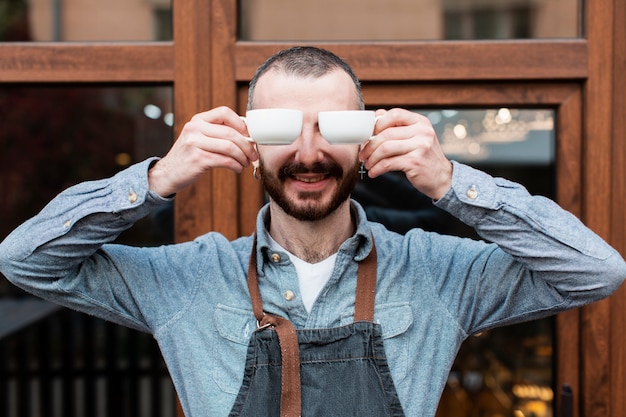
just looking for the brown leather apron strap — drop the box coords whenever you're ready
[247,234,377,417]
[247,236,302,417]
[354,238,377,322]
[259,314,301,417]
[247,235,265,323]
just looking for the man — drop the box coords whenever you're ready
[1,46,625,417]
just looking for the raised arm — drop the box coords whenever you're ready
[0,106,257,330]
[360,108,626,326]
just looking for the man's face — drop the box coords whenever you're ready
[252,69,361,221]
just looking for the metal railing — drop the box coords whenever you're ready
[0,305,176,417]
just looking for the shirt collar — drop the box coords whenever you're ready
[253,199,374,267]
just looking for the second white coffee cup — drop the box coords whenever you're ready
[318,110,378,144]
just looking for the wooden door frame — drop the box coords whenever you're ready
[1,0,624,415]
[359,81,584,415]
[609,0,626,415]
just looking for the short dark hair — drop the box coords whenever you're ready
[247,46,364,110]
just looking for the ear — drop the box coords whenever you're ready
[252,160,260,180]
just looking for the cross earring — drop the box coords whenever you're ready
[358,161,367,180]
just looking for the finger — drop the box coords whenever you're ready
[191,107,254,143]
[365,138,424,177]
[192,125,257,168]
[373,108,422,132]
[359,122,425,163]
[372,109,388,136]
[193,106,246,130]
[186,112,258,163]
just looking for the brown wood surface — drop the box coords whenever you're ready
[581,0,618,415]
[172,0,214,244]
[235,40,588,81]
[0,40,588,83]
[0,43,173,82]
[610,0,626,413]
[236,87,265,236]
[555,88,583,417]
[362,82,582,106]
[208,0,240,241]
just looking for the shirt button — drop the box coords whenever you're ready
[63,220,71,229]
[466,185,478,200]
[271,253,281,263]
[284,290,295,301]
[128,191,138,204]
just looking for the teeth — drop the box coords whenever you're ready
[295,175,324,183]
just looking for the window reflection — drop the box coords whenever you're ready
[239,0,579,41]
[0,0,172,42]
[432,108,555,165]
[352,108,556,417]
[0,85,176,416]
[0,85,174,291]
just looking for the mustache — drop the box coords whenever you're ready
[279,161,344,179]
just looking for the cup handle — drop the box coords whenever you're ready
[369,115,383,140]
[239,116,256,142]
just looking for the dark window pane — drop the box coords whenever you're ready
[0,85,176,417]
[0,85,174,295]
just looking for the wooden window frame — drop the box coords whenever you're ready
[1,0,624,416]
[358,81,584,416]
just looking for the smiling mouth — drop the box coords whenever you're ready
[281,162,343,183]
[294,174,327,183]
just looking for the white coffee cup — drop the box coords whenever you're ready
[243,108,303,145]
[318,110,379,144]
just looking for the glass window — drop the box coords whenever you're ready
[239,0,580,41]
[0,0,172,42]
[353,108,556,417]
[0,85,175,417]
[0,85,174,295]
[434,108,555,166]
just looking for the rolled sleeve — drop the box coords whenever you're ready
[433,160,626,307]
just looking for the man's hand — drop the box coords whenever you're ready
[359,108,452,201]
[148,106,258,197]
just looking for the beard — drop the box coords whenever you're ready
[260,157,359,221]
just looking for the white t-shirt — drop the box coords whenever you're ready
[268,234,337,313]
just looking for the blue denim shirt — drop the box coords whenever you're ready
[1,158,625,417]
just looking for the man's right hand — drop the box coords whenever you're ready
[148,106,258,197]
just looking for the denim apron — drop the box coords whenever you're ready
[228,237,406,417]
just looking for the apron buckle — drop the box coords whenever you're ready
[256,321,272,330]
[256,313,274,330]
